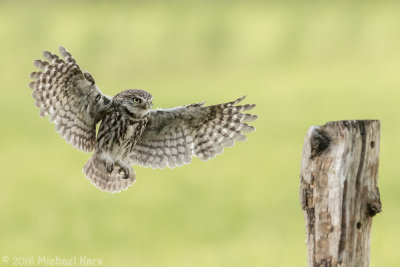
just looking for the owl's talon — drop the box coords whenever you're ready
[119,166,130,179]
[115,160,130,179]
[106,163,114,173]
[104,159,114,173]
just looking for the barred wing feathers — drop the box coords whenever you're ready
[130,96,257,169]
[29,46,111,152]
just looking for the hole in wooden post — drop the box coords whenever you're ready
[370,141,375,148]
[356,222,362,229]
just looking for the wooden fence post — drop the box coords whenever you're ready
[300,120,382,267]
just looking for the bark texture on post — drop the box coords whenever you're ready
[300,120,382,267]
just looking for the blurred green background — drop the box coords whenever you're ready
[1,0,399,266]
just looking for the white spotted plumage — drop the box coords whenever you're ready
[30,46,258,193]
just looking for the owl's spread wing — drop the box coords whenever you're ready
[29,46,111,152]
[129,96,257,169]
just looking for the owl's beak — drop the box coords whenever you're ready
[140,102,151,110]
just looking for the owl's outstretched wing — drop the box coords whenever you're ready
[129,96,257,169]
[29,46,112,152]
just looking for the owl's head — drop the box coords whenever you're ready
[114,89,153,118]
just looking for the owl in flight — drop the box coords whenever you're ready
[29,47,257,193]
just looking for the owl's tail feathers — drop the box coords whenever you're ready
[82,156,136,193]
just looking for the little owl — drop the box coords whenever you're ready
[29,47,257,193]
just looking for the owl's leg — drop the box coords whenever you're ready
[95,152,115,173]
[105,158,114,173]
[115,160,130,179]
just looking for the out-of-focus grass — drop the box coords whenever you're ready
[0,0,400,266]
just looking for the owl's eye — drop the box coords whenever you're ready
[133,97,142,103]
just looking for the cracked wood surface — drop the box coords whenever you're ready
[300,120,381,267]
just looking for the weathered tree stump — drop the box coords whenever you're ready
[300,120,382,267]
